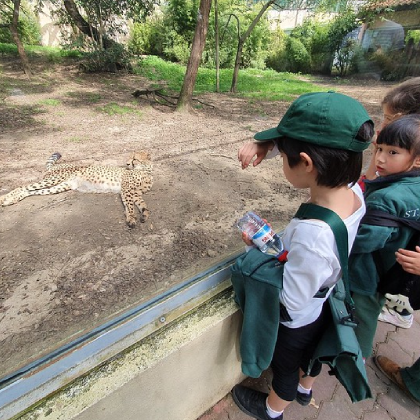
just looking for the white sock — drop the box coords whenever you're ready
[265,398,283,418]
[297,383,311,394]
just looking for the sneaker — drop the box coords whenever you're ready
[296,390,312,406]
[231,385,283,420]
[378,306,413,329]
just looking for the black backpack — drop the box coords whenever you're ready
[360,210,420,310]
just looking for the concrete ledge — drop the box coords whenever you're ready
[17,290,244,420]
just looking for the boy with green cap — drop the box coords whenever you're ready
[232,91,374,420]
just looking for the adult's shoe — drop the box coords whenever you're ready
[373,355,420,405]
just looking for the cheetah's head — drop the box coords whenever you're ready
[126,151,152,169]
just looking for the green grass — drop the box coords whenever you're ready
[96,102,141,116]
[0,42,82,62]
[39,98,61,106]
[66,91,103,103]
[134,56,326,101]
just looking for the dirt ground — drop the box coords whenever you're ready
[0,57,393,381]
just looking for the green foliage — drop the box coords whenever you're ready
[128,18,165,56]
[128,0,272,70]
[0,0,41,45]
[285,36,311,73]
[266,18,335,75]
[163,30,191,64]
[327,11,359,76]
[167,0,197,37]
[79,43,133,73]
[265,28,288,72]
[406,30,420,45]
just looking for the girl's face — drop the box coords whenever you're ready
[381,103,402,130]
[375,143,417,177]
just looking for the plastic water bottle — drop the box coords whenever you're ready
[237,211,287,261]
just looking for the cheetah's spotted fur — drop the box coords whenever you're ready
[0,151,153,228]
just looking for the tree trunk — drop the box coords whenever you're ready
[63,0,115,49]
[177,0,212,112]
[230,0,275,93]
[10,0,32,77]
[215,0,220,93]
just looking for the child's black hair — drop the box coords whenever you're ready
[275,121,374,188]
[377,114,420,157]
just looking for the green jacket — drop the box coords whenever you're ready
[230,248,284,378]
[349,171,420,295]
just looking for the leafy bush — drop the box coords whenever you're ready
[285,36,311,73]
[265,28,288,72]
[79,43,133,73]
[163,30,191,64]
[129,19,166,56]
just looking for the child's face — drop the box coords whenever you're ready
[280,152,309,188]
[375,143,417,177]
[381,103,402,130]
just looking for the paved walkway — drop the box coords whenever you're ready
[197,311,420,420]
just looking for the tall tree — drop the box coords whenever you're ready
[230,0,275,93]
[177,0,212,112]
[9,0,32,76]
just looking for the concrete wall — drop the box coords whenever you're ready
[16,291,244,420]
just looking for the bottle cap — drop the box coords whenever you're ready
[277,251,288,262]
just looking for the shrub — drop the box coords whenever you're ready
[285,36,311,73]
[128,19,166,56]
[79,43,133,73]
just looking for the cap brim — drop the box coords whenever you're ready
[253,127,282,141]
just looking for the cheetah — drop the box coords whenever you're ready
[0,151,153,228]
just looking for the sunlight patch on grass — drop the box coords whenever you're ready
[96,102,141,116]
[39,98,61,106]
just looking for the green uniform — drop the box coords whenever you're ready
[401,357,420,401]
[349,171,420,357]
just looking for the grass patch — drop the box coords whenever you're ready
[39,98,61,106]
[66,91,103,103]
[96,102,141,116]
[134,56,326,101]
[0,43,82,62]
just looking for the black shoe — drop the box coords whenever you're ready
[231,385,283,420]
[295,390,312,406]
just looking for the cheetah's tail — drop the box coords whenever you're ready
[45,152,62,170]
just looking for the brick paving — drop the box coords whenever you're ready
[197,312,420,420]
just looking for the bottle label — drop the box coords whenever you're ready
[251,224,274,249]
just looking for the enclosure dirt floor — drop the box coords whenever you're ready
[0,57,393,380]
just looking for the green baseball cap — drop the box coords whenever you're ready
[254,91,373,152]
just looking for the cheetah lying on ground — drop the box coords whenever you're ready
[0,151,153,228]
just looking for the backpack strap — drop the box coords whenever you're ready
[361,209,420,279]
[361,209,420,231]
[295,203,356,320]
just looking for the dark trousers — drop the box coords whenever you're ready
[270,304,330,401]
